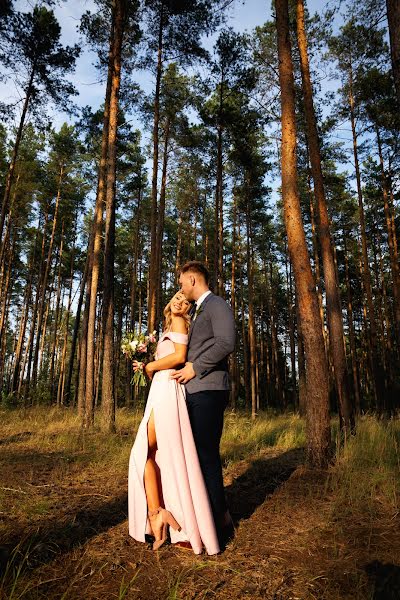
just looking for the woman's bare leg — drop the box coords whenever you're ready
[144,411,163,539]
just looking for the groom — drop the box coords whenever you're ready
[171,261,235,549]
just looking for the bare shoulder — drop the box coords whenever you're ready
[171,315,189,334]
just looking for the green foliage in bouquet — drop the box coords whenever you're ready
[121,331,158,387]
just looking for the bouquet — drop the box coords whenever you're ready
[121,330,158,387]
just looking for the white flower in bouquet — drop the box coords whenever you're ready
[121,331,158,387]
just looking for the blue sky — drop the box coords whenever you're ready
[54,0,278,119]
[2,0,327,128]
[1,0,351,197]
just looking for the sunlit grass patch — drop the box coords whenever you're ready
[221,411,305,463]
[328,415,400,517]
[0,406,143,474]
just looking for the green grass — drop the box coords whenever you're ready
[329,415,400,517]
[221,411,305,464]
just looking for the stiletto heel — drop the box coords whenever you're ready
[148,507,182,550]
[162,508,181,532]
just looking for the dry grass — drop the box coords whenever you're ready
[0,407,399,599]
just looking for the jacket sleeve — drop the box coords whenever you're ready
[192,298,235,379]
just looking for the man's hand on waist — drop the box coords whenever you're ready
[170,362,196,384]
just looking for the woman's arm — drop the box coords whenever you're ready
[144,342,187,377]
[141,316,188,378]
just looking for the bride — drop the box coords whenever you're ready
[128,291,220,555]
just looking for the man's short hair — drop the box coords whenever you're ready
[180,261,209,285]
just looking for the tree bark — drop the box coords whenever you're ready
[49,238,63,402]
[32,166,64,389]
[286,252,297,407]
[214,78,225,296]
[148,3,164,332]
[376,126,400,348]
[296,0,352,435]
[84,17,115,429]
[20,210,49,400]
[11,247,34,394]
[386,0,400,104]
[0,65,35,254]
[246,198,257,419]
[276,0,331,467]
[155,118,170,327]
[348,69,383,409]
[101,0,126,432]
[0,232,15,352]
[230,192,238,410]
[57,227,76,405]
[343,236,361,414]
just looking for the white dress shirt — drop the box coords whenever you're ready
[193,290,211,320]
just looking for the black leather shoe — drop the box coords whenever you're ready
[218,520,235,551]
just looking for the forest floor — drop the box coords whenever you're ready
[0,408,399,600]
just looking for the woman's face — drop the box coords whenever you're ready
[170,292,190,316]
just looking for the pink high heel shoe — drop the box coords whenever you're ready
[148,507,182,550]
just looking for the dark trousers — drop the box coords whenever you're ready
[185,390,229,531]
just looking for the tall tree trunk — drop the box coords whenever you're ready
[148,3,164,332]
[49,240,63,402]
[0,233,15,352]
[101,0,126,433]
[276,0,331,467]
[20,210,49,400]
[11,252,34,393]
[386,0,400,104]
[130,184,142,331]
[297,0,352,435]
[343,236,361,414]
[57,232,75,405]
[214,79,224,296]
[376,126,400,348]
[0,174,20,281]
[230,192,238,410]
[78,278,91,418]
[32,166,64,389]
[155,118,170,328]
[65,259,89,405]
[240,258,250,410]
[84,20,115,429]
[246,198,257,419]
[349,68,383,409]
[0,66,35,252]
[296,290,307,417]
[269,261,282,408]
[286,252,297,407]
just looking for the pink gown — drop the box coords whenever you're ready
[128,331,220,555]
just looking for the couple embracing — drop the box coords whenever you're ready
[128,261,236,555]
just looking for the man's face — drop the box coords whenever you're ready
[179,272,194,301]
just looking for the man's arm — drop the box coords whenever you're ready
[192,298,235,379]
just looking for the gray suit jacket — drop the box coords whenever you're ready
[186,292,235,394]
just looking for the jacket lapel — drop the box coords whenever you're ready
[188,292,214,344]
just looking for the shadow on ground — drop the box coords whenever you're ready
[1,447,304,577]
[225,447,304,524]
[0,431,32,446]
[0,493,128,575]
[365,560,400,600]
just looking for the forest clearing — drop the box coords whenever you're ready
[0,408,399,599]
[1,0,400,597]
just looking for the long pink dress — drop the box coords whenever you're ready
[128,331,220,555]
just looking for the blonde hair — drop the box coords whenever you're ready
[163,295,191,332]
